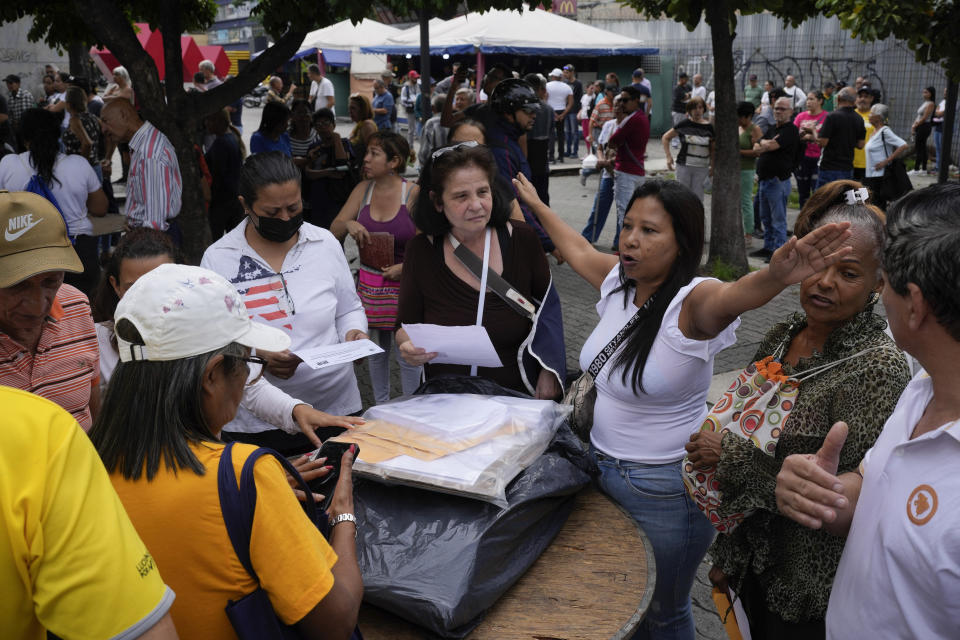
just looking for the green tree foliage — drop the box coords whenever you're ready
[815,0,960,72]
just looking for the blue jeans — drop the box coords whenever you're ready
[367,328,422,404]
[814,168,852,192]
[614,170,645,248]
[582,173,615,242]
[757,176,790,251]
[592,448,716,640]
[565,111,579,157]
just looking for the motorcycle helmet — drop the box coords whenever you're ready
[490,78,539,116]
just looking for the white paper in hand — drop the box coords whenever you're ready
[401,323,502,368]
[295,339,384,369]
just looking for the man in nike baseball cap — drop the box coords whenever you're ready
[0,190,101,431]
[0,190,83,286]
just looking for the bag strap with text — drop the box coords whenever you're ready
[586,293,657,379]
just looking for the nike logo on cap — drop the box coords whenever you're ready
[5,214,42,241]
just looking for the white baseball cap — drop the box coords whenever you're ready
[549,68,563,78]
[115,263,290,363]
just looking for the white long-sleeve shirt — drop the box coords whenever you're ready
[202,220,367,432]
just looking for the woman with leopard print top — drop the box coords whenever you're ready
[685,180,911,639]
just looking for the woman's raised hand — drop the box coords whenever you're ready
[768,222,852,286]
[512,173,543,208]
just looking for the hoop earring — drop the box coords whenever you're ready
[867,291,880,306]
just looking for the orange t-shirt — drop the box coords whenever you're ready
[111,441,338,639]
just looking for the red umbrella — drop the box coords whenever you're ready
[199,45,231,78]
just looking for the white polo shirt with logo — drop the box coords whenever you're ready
[826,372,960,639]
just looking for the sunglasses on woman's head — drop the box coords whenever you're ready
[431,139,481,160]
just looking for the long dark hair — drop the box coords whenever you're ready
[91,228,179,323]
[412,143,512,236]
[19,108,63,186]
[612,180,704,393]
[90,320,246,480]
[258,100,289,136]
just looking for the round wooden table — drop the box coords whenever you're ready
[357,485,655,639]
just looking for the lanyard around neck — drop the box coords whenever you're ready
[470,228,492,376]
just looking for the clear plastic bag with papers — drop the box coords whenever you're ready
[331,393,571,508]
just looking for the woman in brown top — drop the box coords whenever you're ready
[395,143,564,398]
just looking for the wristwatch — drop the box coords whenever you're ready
[330,512,358,536]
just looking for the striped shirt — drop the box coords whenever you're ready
[126,120,182,231]
[288,131,318,158]
[0,285,99,431]
[590,98,615,130]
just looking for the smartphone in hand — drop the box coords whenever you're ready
[309,441,359,512]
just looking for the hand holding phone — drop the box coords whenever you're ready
[309,441,359,512]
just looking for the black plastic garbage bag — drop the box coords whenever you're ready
[354,376,593,638]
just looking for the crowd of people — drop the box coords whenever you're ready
[1,57,959,640]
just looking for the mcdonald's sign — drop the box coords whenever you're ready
[541,0,577,17]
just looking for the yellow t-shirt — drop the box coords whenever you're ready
[854,109,875,169]
[111,441,338,639]
[0,386,172,640]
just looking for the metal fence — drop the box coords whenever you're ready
[587,11,956,165]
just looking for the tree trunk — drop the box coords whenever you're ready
[704,0,749,276]
[68,40,87,77]
[73,0,308,263]
[938,76,958,184]
[155,1,210,264]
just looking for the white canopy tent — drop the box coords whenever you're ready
[299,19,402,53]
[296,19,402,73]
[362,9,657,56]
[364,16,469,53]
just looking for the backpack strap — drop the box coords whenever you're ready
[218,442,259,581]
[217,443,326,584]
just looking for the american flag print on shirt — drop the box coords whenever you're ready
[229,255,299,331]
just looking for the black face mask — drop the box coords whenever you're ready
[249,211,303,243]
